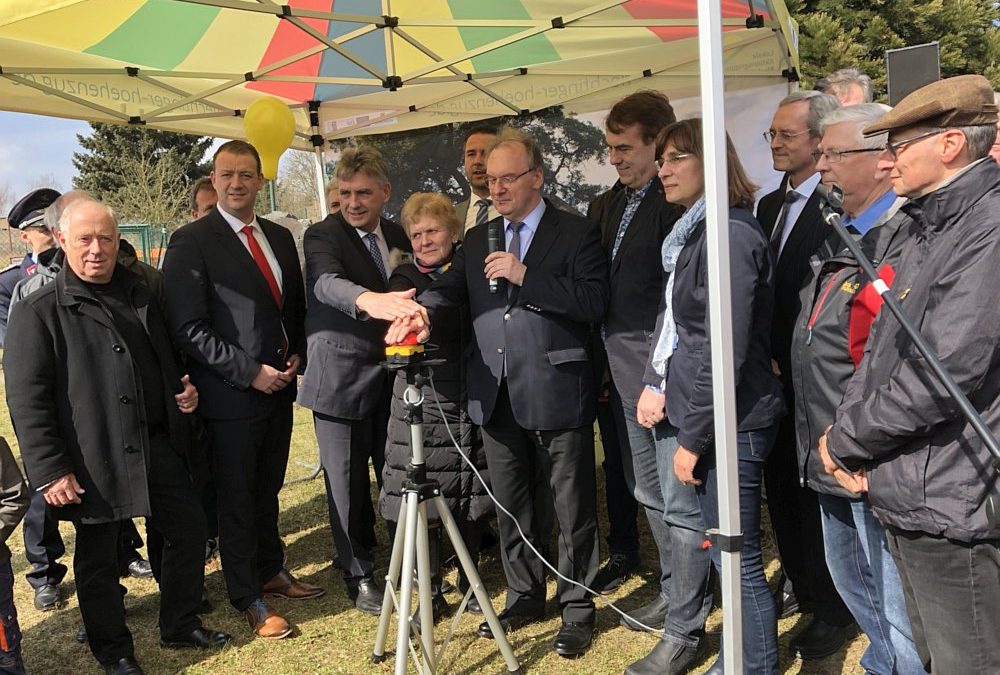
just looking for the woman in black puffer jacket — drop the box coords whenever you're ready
[380,193,492,624]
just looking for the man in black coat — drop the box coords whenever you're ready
[163,140,318,642]
[5,199,230,675]
[389,127,609,658]
[297,146,417,614]
[757,90,854,658]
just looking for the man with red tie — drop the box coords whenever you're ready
[163,140,320,641]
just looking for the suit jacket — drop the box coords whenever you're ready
[455,197,471,226]
[420,201,609,431]
[297,212,411,419]
[0,256,33,345]
[162,208,306,420]
[756,176,831,385]
[599,180,682,404]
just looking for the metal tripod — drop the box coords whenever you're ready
[370,363,523,675]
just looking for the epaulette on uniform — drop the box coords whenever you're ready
[0,262,20,274]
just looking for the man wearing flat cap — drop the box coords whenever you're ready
[1,188,58,345]
[820,74,1000,674]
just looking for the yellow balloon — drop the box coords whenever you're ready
[243,97,296,180]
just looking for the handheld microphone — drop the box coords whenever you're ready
[487,220,501,294]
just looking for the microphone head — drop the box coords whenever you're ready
[815,183,845,210]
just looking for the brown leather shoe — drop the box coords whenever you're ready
[244,599,293,640]
[262,569,326,600]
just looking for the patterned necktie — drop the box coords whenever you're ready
[508,221,525,261]
[366,232,387,280]
[475,198,492,228]
[241,225,282,307]
[771,190,799,256]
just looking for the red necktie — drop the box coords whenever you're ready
[241,225,282,308]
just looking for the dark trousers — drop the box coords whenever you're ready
[206,406,292,611]
[313,383,389,582]
[596,383,639,557]
[885,527,1000,674]
[763,399,850,625]
[480,382,599,623]
[22,491,66,589]
[76,434,206,666]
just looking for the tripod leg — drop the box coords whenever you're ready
[394,493,420,675]
[434,496,523,674]
[415,503,436,670]
[372,497,411,662]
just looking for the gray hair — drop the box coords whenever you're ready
[820,103,893,149]
[961,124,997,159]
[58,198,117,233]
[826,68,874,103]
[44,190,94,232]
[487,126,545,172]
[778,91,841,137]
[335,146,389,186]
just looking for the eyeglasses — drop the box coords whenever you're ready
[655,153,692,168]
[884,129,945,158]
[763,129,810,143]
[810,148,883,163]
[486,168,533,187]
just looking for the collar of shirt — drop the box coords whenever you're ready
[504,197,546,257]
[842,188,897,236]
[785,171,822,202]
[355,222,385,243]
[216,203,259,234]
[463,195,499,231]
[624,176,655,204]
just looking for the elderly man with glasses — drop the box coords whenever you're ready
[756,90,859,660]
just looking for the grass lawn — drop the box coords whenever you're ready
[0,369,868,674]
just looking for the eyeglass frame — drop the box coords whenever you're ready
[883,128,946,159]
[655,153,693,169]
[485,168,535,188]
[810,147,883,163]
[762,129,811,143]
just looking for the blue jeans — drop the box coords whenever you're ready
[654,426,713,648]
[695,426,779,675]
[0,562,25,675]
[818,495,924,675]
[611,387,672,599]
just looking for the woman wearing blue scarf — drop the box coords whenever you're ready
[633,119,785,674]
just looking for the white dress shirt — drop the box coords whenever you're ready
[216,205,283,291]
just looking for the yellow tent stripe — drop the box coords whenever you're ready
[0,0,145,52]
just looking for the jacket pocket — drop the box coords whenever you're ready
[546,348,588,365]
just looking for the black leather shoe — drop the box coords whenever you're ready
[625,639,702,675]
[160,627,234,649]
[104,656,144,675]
[465,591,482,614]
[75,625,87,644]
[34,583,62,611]
[620,594,669,632]
[553,621,594,657]
[348,578,383,616]
[790,617,857,660]
[411,594,449,635]
[477,607,544,638]
[125,558,154,579]
[592,552,640,594]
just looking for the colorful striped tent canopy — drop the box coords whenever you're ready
[0,0,798,149]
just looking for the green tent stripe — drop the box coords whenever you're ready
[447,0,559,74]
[85,0,220,70]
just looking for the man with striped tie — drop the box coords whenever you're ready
[456,125,500,235]
[298,146,418,615]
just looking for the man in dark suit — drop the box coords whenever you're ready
[455,125,500,235]
[6,198,230,675]
[297,146,418,615]
[389,127,609,657]
[757,90,855,658]
[163,140,320,642]
[597,92,688,637]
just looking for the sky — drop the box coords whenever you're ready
[0,111,89,200]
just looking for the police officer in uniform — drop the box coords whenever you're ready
[1,188,58,346]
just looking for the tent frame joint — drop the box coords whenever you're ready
[707,529,743,553]
[383,75,403,90]
[782,67,800,81]
[382,15,399,28]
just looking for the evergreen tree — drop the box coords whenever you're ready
[793,0,1000,95]
[72,123,212,226]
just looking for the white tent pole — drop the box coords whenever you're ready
[697,0,743,672]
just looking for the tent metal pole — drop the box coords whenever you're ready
[309,101,329,220]
[697,0,744,672]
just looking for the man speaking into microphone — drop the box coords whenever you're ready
[387,127,608,658]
